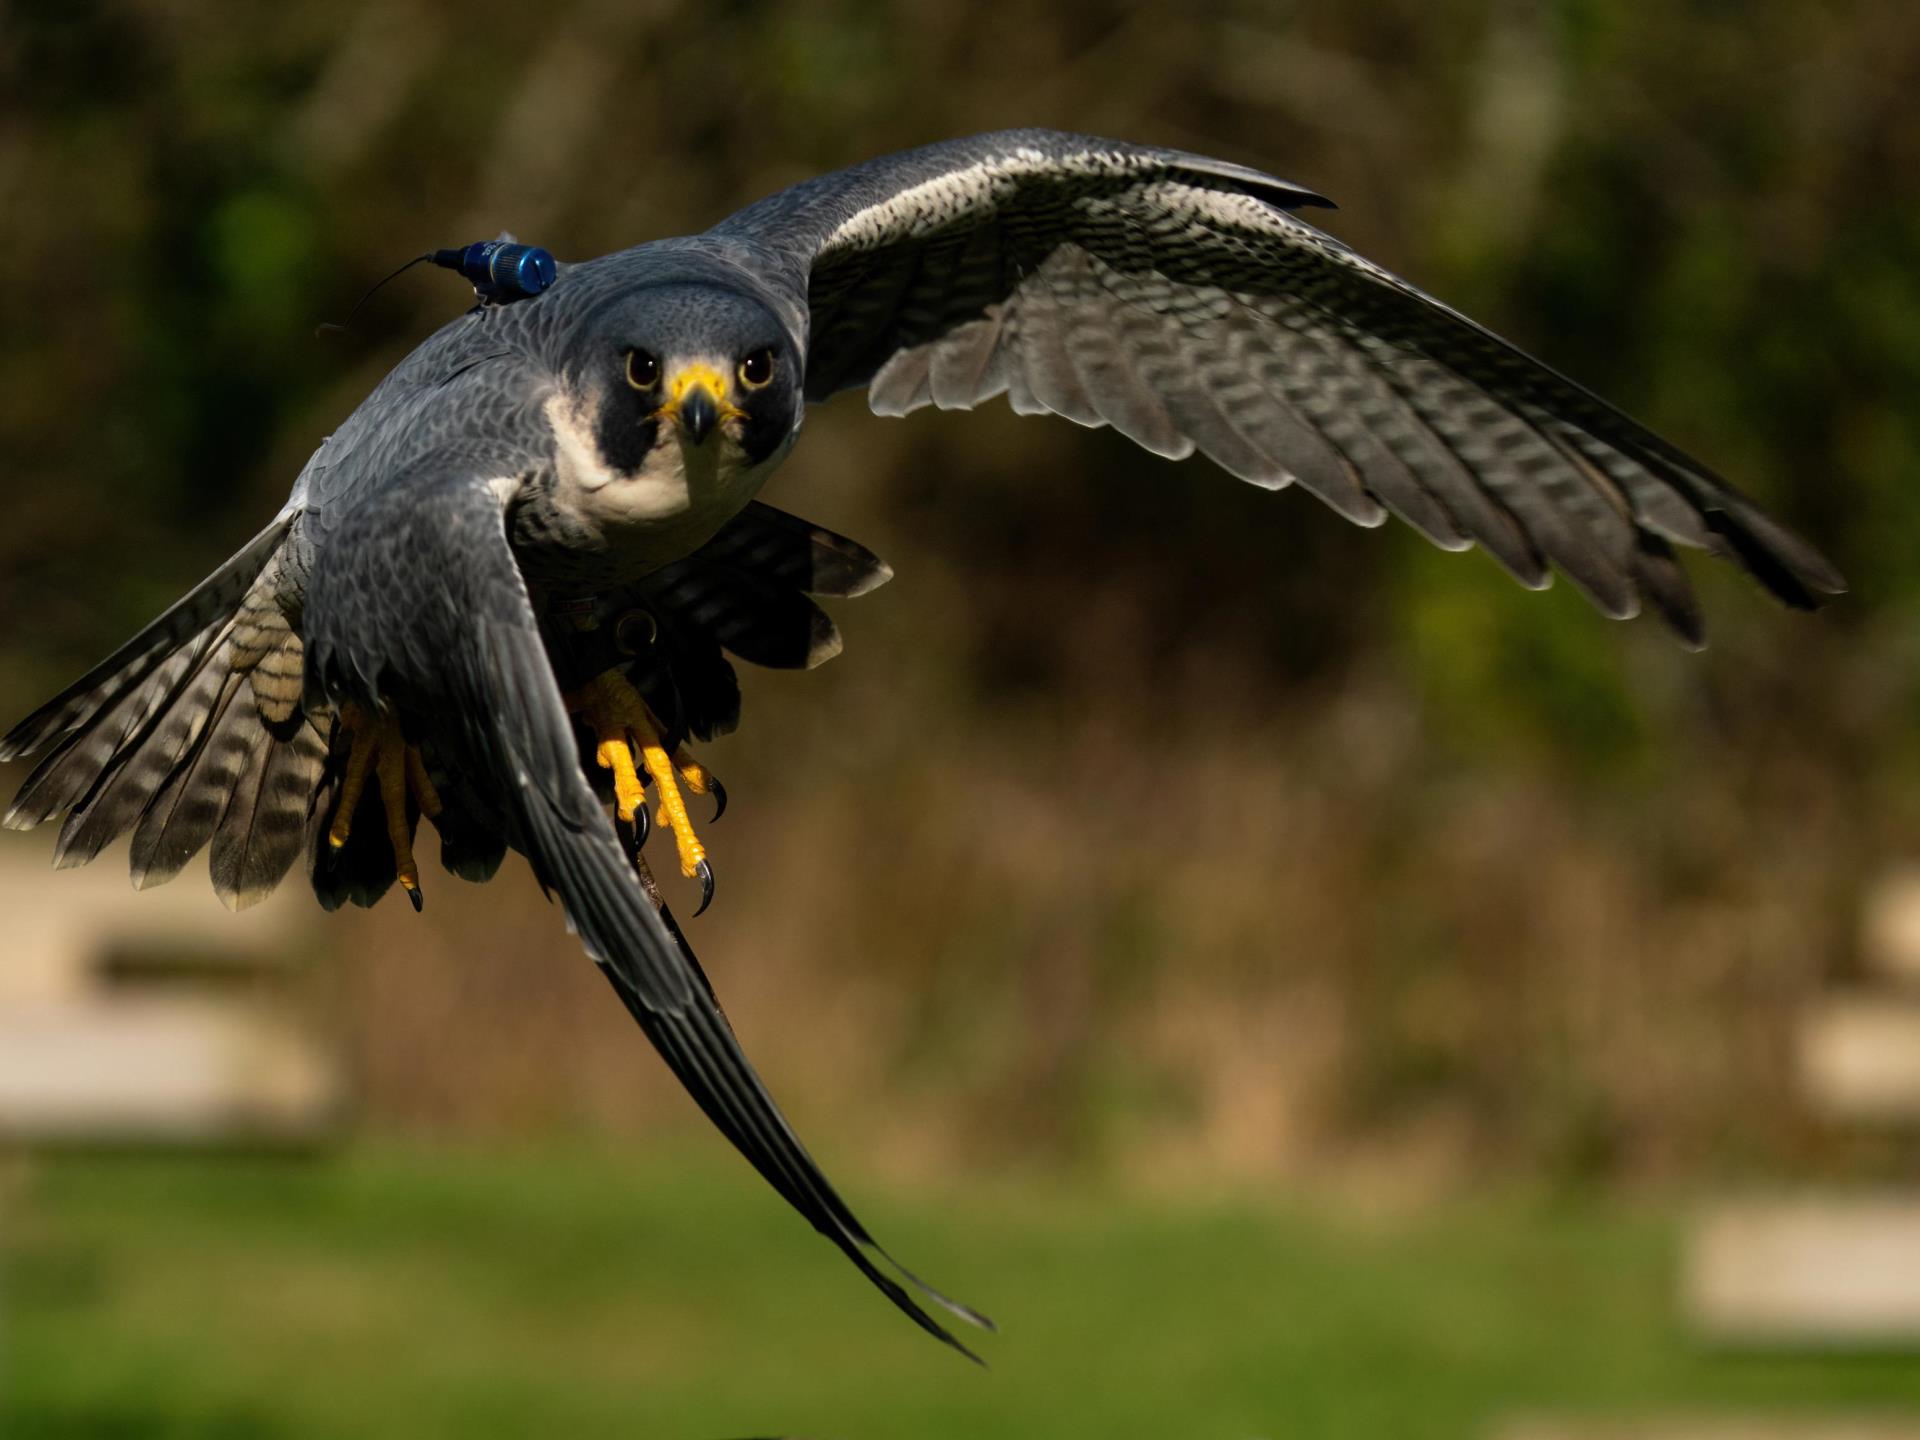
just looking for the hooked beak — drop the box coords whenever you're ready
[677,384,719,446]
[662,362,734,448]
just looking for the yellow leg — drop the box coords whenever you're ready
[327,702,442,912]
[639,742,701,874]
[566,669,719,914]
[669,744,726,820]
[594,733,648,827]
[404,746,443,819]
[328,708,381,845]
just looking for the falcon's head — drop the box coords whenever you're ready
[577,283,803,480]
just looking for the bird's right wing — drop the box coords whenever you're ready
[304,465,991,1359]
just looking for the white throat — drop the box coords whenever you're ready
[544,390,787,564]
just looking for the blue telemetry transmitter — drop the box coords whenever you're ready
[430,241,558,304]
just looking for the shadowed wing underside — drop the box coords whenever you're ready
[717,128,1843,642]
[303,464,990,1359]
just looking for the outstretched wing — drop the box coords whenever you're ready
[303,466,990,1359]
[716,128,1843,642]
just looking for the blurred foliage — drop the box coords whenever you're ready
[1,0,1917,1185]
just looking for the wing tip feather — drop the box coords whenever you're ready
[843,558,894,598]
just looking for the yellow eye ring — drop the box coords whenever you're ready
[626,350,660,389]
[738,348,775,390]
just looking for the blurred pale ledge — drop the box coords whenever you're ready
[0,832,343,1144]
[1798,996,1920,1123]
[1863,865,1920,987]
[1683,1200,1920,1344]
[1498,1422,1920,1440]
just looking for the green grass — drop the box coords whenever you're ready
[2,1144,1913,1438]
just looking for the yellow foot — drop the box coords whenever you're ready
[328,701,443,912]
[565,669,720,915]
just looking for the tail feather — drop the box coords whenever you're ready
[45,620,241,865]
[128,665,254,890]
[0,515,293,763]
[7,620,228,835]
[5,513,330,909]
[209,711,328,910]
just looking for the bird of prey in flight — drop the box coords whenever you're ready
[1,129,1843,1358]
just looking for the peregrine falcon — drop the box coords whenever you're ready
[0,130,1843,1357]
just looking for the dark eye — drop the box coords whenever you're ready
[626,350,660,389]
[738,348,775,389]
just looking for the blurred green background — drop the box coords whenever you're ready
[3,0,1919,1435]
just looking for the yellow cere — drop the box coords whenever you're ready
[662,362,746,422]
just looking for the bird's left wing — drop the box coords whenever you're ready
[714,128,1842,642]
[304,465,991,1359]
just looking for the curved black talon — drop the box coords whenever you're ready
[708,776,727,824]
[405,884,424,914]
[632,797,650,846]
[692,858,715,917]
